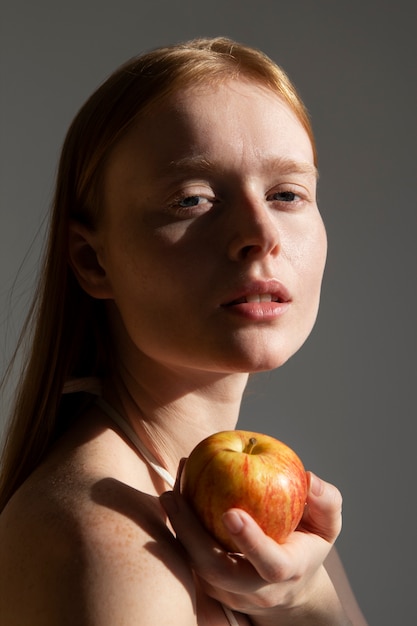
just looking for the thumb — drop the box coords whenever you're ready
[300,471,343,544]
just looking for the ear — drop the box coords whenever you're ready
[68,220,114,299]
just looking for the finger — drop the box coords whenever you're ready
[222,508,296,584]
[300,472,343,543]
[160,490,253,591]
[222,508,332,585]
[174,457,187,492]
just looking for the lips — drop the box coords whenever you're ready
[222,281,291,308]
[228,293,284,305]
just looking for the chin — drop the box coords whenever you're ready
[246,355,292,374]
[217,345,298,375]
[232,332,313,374]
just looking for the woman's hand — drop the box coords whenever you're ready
[160,467,351,626]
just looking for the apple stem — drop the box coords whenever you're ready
[245,437,258,454]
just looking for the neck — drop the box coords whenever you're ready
[103,359,249,481]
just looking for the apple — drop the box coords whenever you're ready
[181,430,308,552]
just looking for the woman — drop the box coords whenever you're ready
[0,38,367,624]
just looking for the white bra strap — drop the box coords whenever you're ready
[96,397,238,626]
[96,397,175,489]
[222,605,240,626]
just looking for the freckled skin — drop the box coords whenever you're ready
[181,431,307,552]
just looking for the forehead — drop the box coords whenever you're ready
[106,79,315,182]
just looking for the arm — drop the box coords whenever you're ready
[325,548,368,626]
[161,471,368,626]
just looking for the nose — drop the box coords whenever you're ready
[227,194,281,262]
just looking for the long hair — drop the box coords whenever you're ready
[0,37,316,511]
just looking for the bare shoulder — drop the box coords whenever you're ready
[0,425,196,625]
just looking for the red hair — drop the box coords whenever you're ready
[0,37,316,511]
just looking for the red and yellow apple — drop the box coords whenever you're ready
[181,430,308,552]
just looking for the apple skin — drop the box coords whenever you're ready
[181,430,308,552]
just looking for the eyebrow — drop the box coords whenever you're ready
[161,155,319,180]
[260,157,319,180]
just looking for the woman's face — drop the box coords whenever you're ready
[95,79,327,376]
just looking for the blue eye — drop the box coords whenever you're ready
[272,191,297,202]
[178,195,203,207]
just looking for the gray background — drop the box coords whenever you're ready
[1,1,415,624]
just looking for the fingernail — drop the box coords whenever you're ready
[160,491,178,515]
[222,510,244,534]
[309,472,324,497]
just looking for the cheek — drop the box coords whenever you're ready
[103,228,199,319]
[288,218,327,295]
[288,221,327,353]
